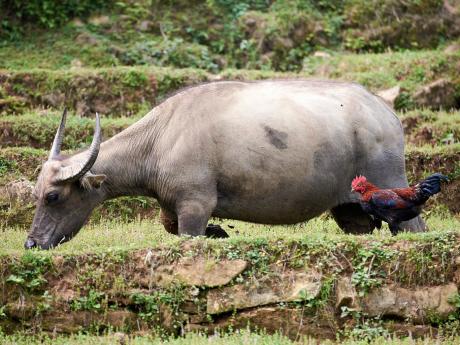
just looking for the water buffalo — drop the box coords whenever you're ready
[25,80,425,249]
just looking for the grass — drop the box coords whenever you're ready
[400,109,460,145]
[1,109,458,150]
[0,110,139,149]
[1,331,460,345]
[404,143,460,156]
[0,26,119,70]
[1,212,458,256]
[1,49,459,117]
[302,49,460,91]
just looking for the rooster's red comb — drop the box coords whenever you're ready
[351,175,367,188]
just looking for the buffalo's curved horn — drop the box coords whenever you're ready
[57,113,102,183]
[48,108,68,160]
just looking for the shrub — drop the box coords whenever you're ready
[0,0,113,39]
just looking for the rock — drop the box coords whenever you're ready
[70,18,84,27]
[189,313,208,324]
[444,43,460,54]
[362,283,458,322]
[175,257,247,287]
[42,93,65,107]
[70,59,84,69]
[76,100,90,117]
[150,257,247,288]
[335,276,358,310]
[41,310,138,333]
[113,332,128,345]
[89,15,110,26]
[105,311,138,329]
[313,63,332,77]
[76,32,99,46]
[312,22,329,46]
[443,0,459,16]
[273,36,294,50]
[206,270,322,314]
[6,179,34,205]
[413,79,456,110]
[92,98,111,115]
[377,85,401,108]
[137,21,152,32]
[313,51,331,59]
[192,307,336,340]
[245,17,257,28]
[414,126,434,146]
[386,323,436,338]
[5,300,36,320]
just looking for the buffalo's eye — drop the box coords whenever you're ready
[45,192,59,204]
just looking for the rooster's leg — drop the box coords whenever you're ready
[389,223,400,236]
[372,217,382,229]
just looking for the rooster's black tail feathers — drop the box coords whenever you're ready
[417,173,449,200]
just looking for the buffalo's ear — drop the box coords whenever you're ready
[81,174,106,189]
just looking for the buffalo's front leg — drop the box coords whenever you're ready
[177,200,210,236]
[175,198,229,238]
[161,203,229,238]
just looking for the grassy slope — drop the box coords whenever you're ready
[1,213,459,256]
[0,111,139,149]
[1,109,458,150]
[1,49,459,117]
[1,0,458,72]
[1,2,459,343]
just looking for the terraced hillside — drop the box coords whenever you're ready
[1,0,460,343]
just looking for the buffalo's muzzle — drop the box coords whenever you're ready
[24,238,37,250]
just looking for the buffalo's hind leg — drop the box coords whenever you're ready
[399,217,425,233]
[160,208,178,235]
[331,203,376,234]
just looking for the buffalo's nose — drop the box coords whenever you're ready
[24,238,37,250]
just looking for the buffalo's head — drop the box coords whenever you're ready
[25,110,106,250]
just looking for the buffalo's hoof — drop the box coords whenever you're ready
[205,224,230,238]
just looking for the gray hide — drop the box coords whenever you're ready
[26,80,425,249]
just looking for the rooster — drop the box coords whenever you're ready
[351,173,448,235]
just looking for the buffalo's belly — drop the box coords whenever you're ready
[212,200,321,224]
[212,177,335,224]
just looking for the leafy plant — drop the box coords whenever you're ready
[6,252,52,293]
[0,157,14,177]
[351,242,396,296]
[71,290,105,311]
[36,290,53,315]
[340,306,389,341]
[131,285,187,328]
[131,292,160,321]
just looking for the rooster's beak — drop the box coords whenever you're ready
[351,187,355,192]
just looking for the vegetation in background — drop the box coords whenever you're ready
[0,0,113,40]
[1,0,459,71]
[0,1,459,342]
